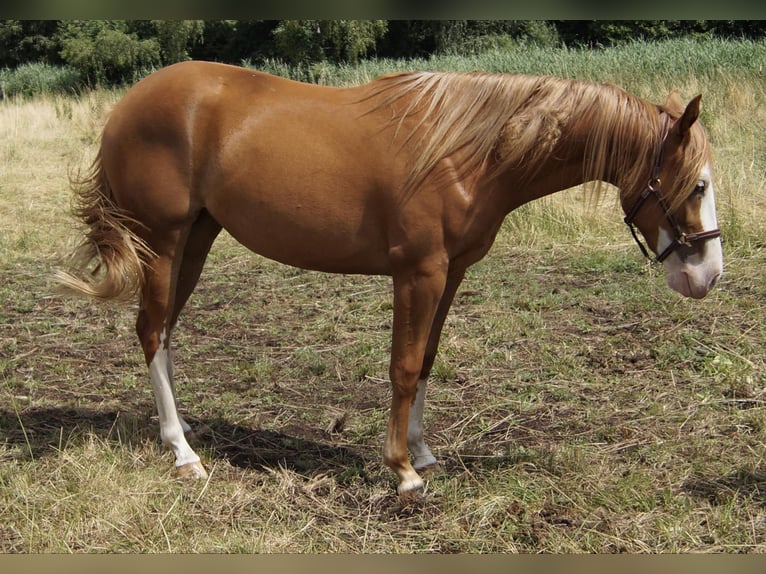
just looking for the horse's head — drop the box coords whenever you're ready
[622,91,723,299]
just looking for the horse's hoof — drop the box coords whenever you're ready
[397,475,425,503]
[177,460,208,480]
[414,458,440,475]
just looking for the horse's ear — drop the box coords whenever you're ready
[677,94,702,137]
[663,90,684,115]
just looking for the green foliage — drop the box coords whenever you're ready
[272,20,323,64]
[54,20,203,86]
[58,21,161,85]
[191,20,280,64]
[0,62,81,97]
[437,21,561,55]
[322,20,388,63]
[272,20,387,64]
[150,20,204,64]
[0,20,60,67]
[0,20,765,94]
[555,20,766,47]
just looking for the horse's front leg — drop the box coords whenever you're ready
[407,267,467,472]
[384,260,447,498]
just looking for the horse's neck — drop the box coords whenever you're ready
[494,108,654,212]
[490,132,591,212]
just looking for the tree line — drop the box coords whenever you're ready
[1,20,764,86]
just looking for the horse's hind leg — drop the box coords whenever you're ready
[164,211,222,435]
[169,210,222,331]
[137,227,208,480]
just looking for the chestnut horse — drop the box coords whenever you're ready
[58,61,723,498]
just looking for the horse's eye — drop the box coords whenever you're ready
[693,180,707,195]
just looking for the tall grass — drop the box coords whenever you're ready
[253,37,766,90]
[3,37,761,99]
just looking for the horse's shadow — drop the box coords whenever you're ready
[15,406,764,507]
[188,415,369,477]
[0,406,367,478]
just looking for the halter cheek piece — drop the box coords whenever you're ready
[623,116,721,264]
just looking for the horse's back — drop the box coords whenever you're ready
[103,61,302,152]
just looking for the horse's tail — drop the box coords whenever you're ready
[55,150,155,303]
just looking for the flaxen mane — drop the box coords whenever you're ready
[366,71,710,210]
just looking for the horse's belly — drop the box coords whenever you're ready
[206,192,392,275]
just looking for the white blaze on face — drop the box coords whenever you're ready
[662,162,724,299]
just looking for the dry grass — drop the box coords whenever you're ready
[2,58,766,553]
[0,91,121,263]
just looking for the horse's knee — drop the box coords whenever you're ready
[390,357,423,392]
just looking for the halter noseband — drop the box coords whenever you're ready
[623,115,721,264]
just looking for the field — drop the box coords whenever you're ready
[1,39,766,553]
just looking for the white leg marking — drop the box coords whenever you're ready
[166,340,191,434]
[407,379,438,470]
[150,330,201,470]
[397,472,426,497]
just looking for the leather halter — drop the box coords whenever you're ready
[623,115,721,263]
